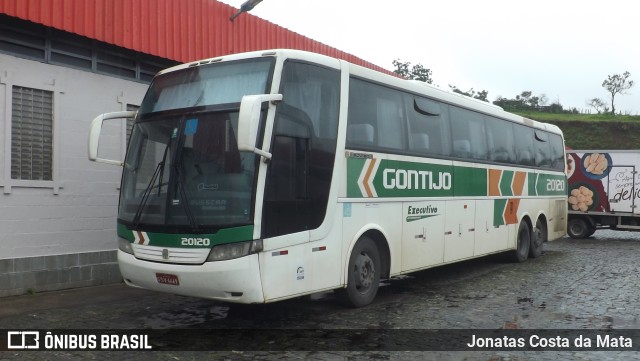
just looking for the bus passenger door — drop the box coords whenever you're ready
[401,201,445,272]
[444,200,475,262]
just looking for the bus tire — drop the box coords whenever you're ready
[567,218,589,239]
[530,219,546,258]
[510,221,530,263]
[335,236,381,308]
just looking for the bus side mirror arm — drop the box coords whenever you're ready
[88,111,136,166]
[237,94,283,161]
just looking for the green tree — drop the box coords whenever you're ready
[392,59,433,84]
[586,98,606,114]
[448,85,489,102]
[494,91,557,112]
[602,71,634,115]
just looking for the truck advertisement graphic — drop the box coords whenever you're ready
[566,150,640,238]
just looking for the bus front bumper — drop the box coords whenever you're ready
[117,250,265,303]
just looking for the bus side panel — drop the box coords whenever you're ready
[474,199,509,255]
[549,198,568,240]
[401,200,445,272]
[259,210,345,302]
[259,232,308,301]
[341,202,403,279]
[444,200,476,262]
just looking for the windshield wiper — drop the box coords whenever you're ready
[131,138,172,229]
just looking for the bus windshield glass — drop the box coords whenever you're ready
[119,58,274,231]
[139,58,273,114]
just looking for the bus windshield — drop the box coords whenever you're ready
[139,58,274,114]
[119,58,274,231]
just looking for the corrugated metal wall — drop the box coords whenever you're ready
[0,0,392,74]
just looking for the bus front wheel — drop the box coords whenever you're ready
[335,236,381,308]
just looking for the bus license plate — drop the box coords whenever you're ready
[156,273,180,286]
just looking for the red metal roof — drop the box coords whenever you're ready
[0,0,393,75]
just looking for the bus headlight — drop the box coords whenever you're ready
[118,237,134,255]
[206,240,263,262]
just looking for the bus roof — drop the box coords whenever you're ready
[156,49,563,137]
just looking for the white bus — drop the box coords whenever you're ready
[88,49,567,307]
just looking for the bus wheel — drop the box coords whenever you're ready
[567,218,589,239]
[530,219,546,258]
[510,221,530,263]
[335,236,381,308]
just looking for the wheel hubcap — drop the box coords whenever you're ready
[354,252,374,291]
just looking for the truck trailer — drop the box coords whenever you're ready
[567,150,640,238]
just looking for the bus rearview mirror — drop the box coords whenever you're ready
[237,94,283,160]
[88,110,137,166]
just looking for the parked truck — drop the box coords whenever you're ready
[566,150,640,238]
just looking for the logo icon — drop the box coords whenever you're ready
[7,331,40,349]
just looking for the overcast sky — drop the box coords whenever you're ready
[220,0,639,114]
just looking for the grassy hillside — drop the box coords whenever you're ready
[514,112,640,150]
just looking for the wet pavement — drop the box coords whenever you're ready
[2,230,640,360]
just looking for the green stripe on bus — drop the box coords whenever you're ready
[493,199,507,226]
[499,170,514,197]
[529,173,538,196]
[346,157,564,198]
[117,223,134,241]
[346,157,366,197]
[117,224,254,248]
[536,173,568,196]
[371,159,455,197]
[452,166,487,197]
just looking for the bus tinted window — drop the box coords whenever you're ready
[345,77,563,172]
[514,124,535,166]
[348,78,406,151]
[140,59,273,115]
[408,97,450,156]
[486,116,516,163]
[450,106,487,160]
[281,61,340,142]
[534,130,552,168]
[549,133,565,171]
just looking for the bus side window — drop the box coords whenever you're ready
[376,97,404,150]
[548,133,565,171]
[485,116,516,163]
[347,124,375,145]
[534,130,552,168]
[450,106,487,160]
[409,97,449,156]
[347,78,406,152]
[264,60,340,238]
[514,124,534,166]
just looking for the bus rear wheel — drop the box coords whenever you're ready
[335,236,381,308]
[510,221,530,263]
[530,219,546,258]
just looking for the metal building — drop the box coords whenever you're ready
[0,0,388,297]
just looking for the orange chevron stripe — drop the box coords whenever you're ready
[504,198,520,225]
[363,159,377,197]
[136,231,145,244]
[489,169,502,196]
[512,171,526,196]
